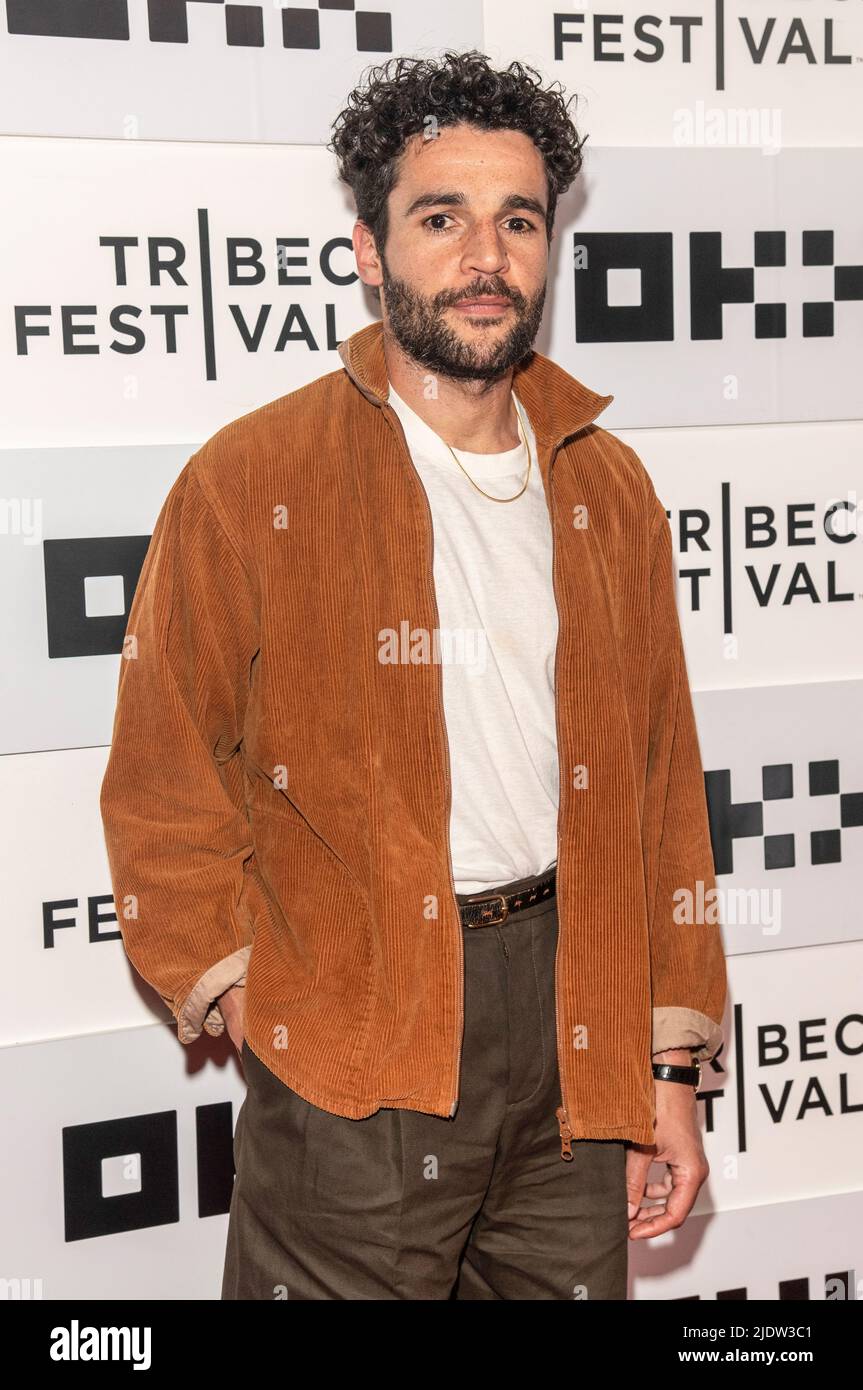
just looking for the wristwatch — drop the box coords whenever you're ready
[652,1056,702,1089]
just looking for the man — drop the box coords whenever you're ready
[100,51,727,1300]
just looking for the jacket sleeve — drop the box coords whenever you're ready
[99,450,264,1044]
[643,484,728,1065]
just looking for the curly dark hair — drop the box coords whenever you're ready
[328,49,587,254]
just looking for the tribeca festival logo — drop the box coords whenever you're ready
[716,999,863,1159]
[552,3,861,90]
[13,216,357,383]
[645,483,863,640]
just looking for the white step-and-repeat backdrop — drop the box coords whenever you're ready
[1,0,861,1301]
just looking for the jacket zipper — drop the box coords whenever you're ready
[382,404,465,1119]
[545,442,576,1161]
[556,1105,574,1161]
[544,409,620,1155]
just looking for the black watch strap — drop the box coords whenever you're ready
[652,1058,701,1088]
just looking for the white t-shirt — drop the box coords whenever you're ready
[386,381,560,894]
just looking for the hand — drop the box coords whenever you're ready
[625,1057,709,1240]
[219,984,245,1055]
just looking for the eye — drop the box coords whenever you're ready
[506,217,537,235]
[422,213,454,235]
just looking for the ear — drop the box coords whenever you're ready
[353,220,383,290]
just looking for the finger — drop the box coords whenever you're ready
[625,1153,654,1205]
[629,1208,678,1239]
[664,1170,701,1225]
[627,1204,668,1238]
[644,1173,674,1198]
[633,1199,666,1221]
[628,1172,701,1239]
[629,1167,672,1211]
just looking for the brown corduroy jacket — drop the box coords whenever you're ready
[99,318,727,1152]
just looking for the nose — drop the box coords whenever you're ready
[459,220,509,279]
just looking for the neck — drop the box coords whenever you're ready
[383,329,522,454]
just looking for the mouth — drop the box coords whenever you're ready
[452,298,513,316]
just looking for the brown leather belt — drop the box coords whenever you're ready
[458,869,556,928]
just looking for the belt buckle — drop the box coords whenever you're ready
[473,892,509,927]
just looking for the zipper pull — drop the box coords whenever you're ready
[556,1105,574,1162]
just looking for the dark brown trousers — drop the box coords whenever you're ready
[221,866,629,1300]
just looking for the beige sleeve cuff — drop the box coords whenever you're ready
[175,946,252,1044]
[652,1005,724,1063]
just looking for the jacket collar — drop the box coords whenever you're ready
[337,319,614,450]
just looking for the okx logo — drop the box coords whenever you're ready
[573,231,863,341]
[6,0,393,51]
[706,758,863,875]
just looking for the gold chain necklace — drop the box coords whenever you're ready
[442,394,531,503]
